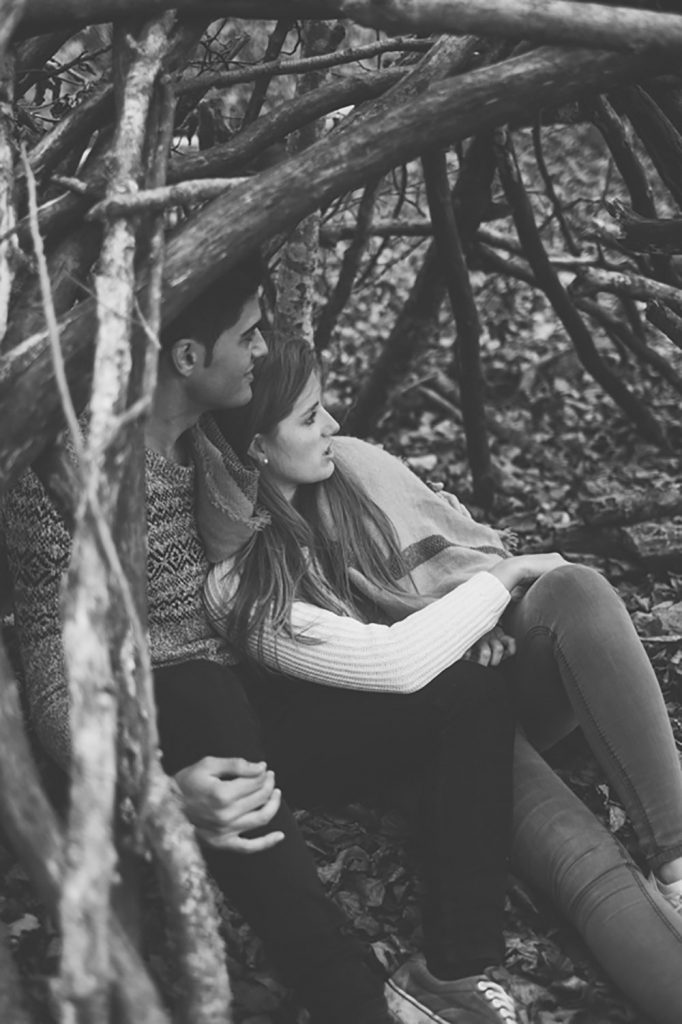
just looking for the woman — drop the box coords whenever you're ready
[204,340,682,1024]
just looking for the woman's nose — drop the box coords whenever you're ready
[324,412,340,436]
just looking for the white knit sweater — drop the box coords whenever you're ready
[204,566,510,693]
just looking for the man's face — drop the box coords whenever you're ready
[190,293,267,411]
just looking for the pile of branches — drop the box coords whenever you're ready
[1,3,682,1023]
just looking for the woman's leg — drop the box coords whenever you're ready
[513,732,682,1024]
[505,563,682,872]
[251,660,516,979]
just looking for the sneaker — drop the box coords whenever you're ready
[649,872,682,913]
[386,955,518,1024]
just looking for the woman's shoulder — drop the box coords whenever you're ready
[333,435,410,475]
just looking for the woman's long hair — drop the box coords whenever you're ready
[215,340,411,652]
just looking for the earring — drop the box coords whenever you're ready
[262,456,269,466]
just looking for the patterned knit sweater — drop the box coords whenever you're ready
[2,437,242,767]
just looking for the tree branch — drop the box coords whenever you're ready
[423,146,492,505]
[175,34,432,98]
[167,68,403,182]
[570,265,682,315]
[16,0,682,54]
[0,45,668,493]
[495,128,665,445]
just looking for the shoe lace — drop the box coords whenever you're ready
[476,978,518,1023]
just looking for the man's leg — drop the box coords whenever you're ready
[153,660,391,1024]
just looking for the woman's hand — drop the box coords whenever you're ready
[464,626,516,666]
[490,553,569,599]
[174,756,285,853]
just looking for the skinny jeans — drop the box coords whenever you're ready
[506,564,682,1024]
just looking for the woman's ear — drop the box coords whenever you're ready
[169,338,203,377]
[248,434,268,465]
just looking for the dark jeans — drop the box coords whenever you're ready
[154,656,515,994]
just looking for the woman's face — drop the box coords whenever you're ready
[256,371,340,501]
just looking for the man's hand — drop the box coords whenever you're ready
[174,756,285,853]
[464,626,516,666]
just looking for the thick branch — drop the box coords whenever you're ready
[17,0,682,53]
[646,300,682,350]
[495,129,665,445]
[570,266,682,315]
[605,200,682,254]
[423,147,492,505]
[587,94,656,216]
[618,85,682,211]
[576,295,682,395]
[168,69,403,182]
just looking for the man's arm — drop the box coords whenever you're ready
[2,469,73,766]
[174,756,284,852]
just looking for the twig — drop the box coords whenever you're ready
[87,176,249,219]
[21,146,85,464]
[531,119,579,256]
[243,18,294,126]
[176,34,431,96]
[315,174,381,352]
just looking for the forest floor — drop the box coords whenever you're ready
[2,315,681,1024]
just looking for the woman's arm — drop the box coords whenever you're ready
[206,567,511,693]
[205,552,567,694]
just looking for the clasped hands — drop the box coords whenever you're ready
[174,756,285,854]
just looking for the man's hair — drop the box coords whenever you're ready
[160,252,264,363]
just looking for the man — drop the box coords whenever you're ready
[3,255,394,1024]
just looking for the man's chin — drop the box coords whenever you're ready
[227,385,253,408]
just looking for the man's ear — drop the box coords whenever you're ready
[169,338,204,377]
